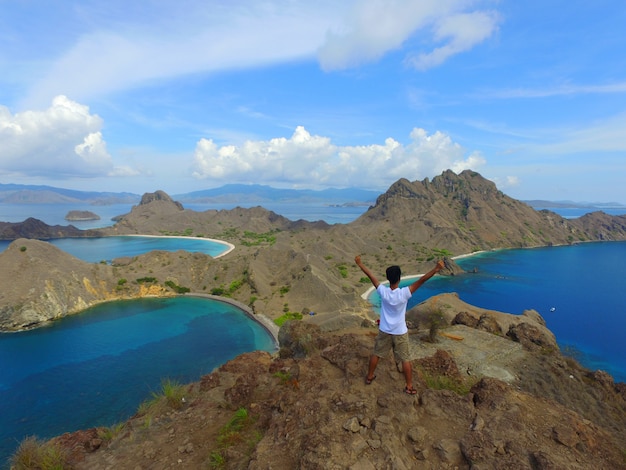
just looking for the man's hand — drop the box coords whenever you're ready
[436,259,445,271]
[355,255,362,265]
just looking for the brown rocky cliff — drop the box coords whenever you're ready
[55,318,626,469]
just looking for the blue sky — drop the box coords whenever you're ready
[1,1,625,203]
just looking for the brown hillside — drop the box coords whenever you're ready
[352,170,588,254]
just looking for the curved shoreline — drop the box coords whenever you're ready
[187,293,280,348]
[359,250,488,300]
[120,234,235,258]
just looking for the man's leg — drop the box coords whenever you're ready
[394,333,416,393]
[367,331,391,383]
[402,360,413,390]
[366,355,379,382]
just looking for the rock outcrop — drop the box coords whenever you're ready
[50,319,626,469]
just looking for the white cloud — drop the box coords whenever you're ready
[405,10,500,70]
[20,2,340,108]
[15,1,502,106]
[318,0,499,71]
[491,175,520,190]
[191,126,485,188]
[0,95,135,178]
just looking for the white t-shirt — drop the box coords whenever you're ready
[376,285,412,335]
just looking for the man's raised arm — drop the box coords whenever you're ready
[408,260,445,294]
[355,255,380,288]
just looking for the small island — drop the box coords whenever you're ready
[65,210,101,221]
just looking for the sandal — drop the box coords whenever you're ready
[365,375,376,385]
[404,386,417,395]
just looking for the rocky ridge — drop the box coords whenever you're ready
[50,311,626,469]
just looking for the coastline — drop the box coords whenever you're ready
[187,293,280,348]
[360,250,488,299]
[120,234,235,258]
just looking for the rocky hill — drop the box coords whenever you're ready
[2,170,626,468]
[46,306,626,469]
[0,217,99,240]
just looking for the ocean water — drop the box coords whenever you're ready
[0,236,231,262]
[0,201,371,227]
[369,241,626,383]
[0,297,276,467]
[0,201,625,228]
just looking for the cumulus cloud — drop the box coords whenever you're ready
[191,126,485,188]
[318,0,499,71]
[0,95,136,178]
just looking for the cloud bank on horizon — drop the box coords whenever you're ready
[0,0,625,203]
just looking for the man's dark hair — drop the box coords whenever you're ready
[386,265,401,284]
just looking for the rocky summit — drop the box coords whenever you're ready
[2,170,626,468]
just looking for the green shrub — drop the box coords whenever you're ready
[211,287,226,296]
[337,264,348,278]
[241,230,279,246]
[139,378,187,417]
[420,371,475,396]
[274,311,303,327]
[426,310,447,343]
[10,436,68,470]
[164,280,190,293]
[273,370,292,383]
[160,378,186,409]
[209,407,258,468]
[217,408,249,447]
[98,423,126,442]
[228,279,243,293]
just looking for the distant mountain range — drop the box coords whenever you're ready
[173,184,380,205]
[1,182,624,209]
[522,199,626,209]
[0,183,138,205]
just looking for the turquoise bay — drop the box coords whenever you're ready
[0,235,231,261]
[0,297,277,466]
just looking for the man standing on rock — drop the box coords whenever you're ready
[355,255,445,395]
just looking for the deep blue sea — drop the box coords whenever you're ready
[0,297,276,467]
[0,202,625,466]
[368,241,626,385]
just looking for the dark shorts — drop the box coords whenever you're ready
[373,331,410,362]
